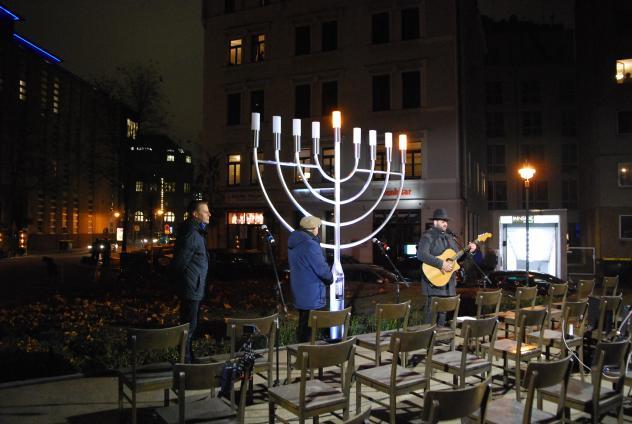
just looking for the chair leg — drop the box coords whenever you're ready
[389,392,397,424]
[312,415,318,424]
[131,390,137,424]
[578,345,585,381]
[286,351,292,384]
[164,388,169,406]
[514,360,521,401]
[118,378,123,412]
[269,399,275,424]
[356,380,362,414]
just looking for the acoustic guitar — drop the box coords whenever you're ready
[421,232,492,287]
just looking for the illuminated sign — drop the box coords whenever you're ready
[116,228,124,242]
[228,212,264,225]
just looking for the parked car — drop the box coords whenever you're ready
[476,271,574,295]
[208,248,275,281]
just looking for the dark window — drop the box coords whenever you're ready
[522,111,543,137]
[250,90,264,116]
[401,8,419,40]
[485,81,503,105]
[402,70,420,108]
[522,181,548,209]
[321,81,338,116]
[560,80,575,103]
[486,111,505,137]
[561,110,576,136]
[621,215,632,239]
[372,75,390,111]
[372,12,389,44]
[618,111,632,134]
[322,148,335,176]
[321,21,338,51]
[225,0,235,13]
[561,143,578,173]
[251,33,265,62]
[520,144,545,164]
[521,81,541,103]
[227,93,241,125]
[487,145,506,173]
[374,147,386,180]
[295,25,311,55]
[561,180,578,209]
[487,180,507,210]
[295,84,311,118]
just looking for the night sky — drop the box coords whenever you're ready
[3,0,203,145]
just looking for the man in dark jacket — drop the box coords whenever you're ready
[417,208,476,324]
[288,215,333,342]
[172,200,210,362]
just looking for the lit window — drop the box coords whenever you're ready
[185,155,192,163]
[149,183,158,192]
[52,78,59,114]
[164,211,175,222]
[164,182,176,192]
[228,154,241,185]
[127,118,138,139]
[184,182,191,193]
[619,162,632,187]
[184,212,189,220]
[40,71,48,111]
[227,212,264,225]
[135,181,143,192]
[252,33,265,62]
[615,59,632,83]
[405,141,422,179]
[166,154,175,162]
[18,79,27,101]
[134,211,144,222]
[229,38,243,65]
[321,148,335,177]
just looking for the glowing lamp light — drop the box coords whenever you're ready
[384,132,392,149]
[369,130,377,146]
[332,111,341,129]
[156,209,164,216]
[399,134,407,151]
[114,211,121,218]
[353,127,361,144]
[518,164,536,182]
[621,167,628,173]
[312,122,320,139]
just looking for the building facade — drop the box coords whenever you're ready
[202,0,488,262]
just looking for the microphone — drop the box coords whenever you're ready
[372,238,390,251]
[260,224,275,244]
[446,229,456,236]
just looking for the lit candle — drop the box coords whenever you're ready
[251,112,260,131]
[332,111,341,128]
[353,127,361,144]
[272,116,281,133]
[369,130,376,146]
[292,119,301,136]
[312,122,320,139]
[385,132,392,149]
[399,134,407,150]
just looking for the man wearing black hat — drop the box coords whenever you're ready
[417,208,476,324]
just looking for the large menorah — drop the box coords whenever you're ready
[250,111,406,338]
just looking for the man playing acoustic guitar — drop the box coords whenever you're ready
[417,208,477,324]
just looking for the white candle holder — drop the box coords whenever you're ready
[250,112,407,338]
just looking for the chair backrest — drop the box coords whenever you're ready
[297,337,356,370]
[562,301,589,334]
[601,276,619,296]
[421,380,491,423]
[591,338,631,395]
[431,295,460,325]
[226,313,278,357]
[516,308,547,346]
[547,282,568,304]
[308,307,352,342]
[343,406,371,424]
[462,317,498,341]
[475,290,502,318]
[521,356,572,424]
[515,286,537,308]
[390,326,436,355]
[595,295,623,341]
[375,300,411,332]
[128,323,188,364]
[576,279,595,301]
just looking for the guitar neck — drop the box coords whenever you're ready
[450,239,479,261]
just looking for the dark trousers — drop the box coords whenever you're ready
[297,309,312,343]
[424,295,447,326]
[180,299,200,363]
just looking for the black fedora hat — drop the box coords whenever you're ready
[429,208,450,221]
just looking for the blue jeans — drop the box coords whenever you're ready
[180,299,200,363]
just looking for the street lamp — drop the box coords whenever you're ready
[518,163,536,274]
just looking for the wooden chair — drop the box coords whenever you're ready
[600,275,619,296]
[355,301,410,366]
[431,317,498,388]
[575,279,595,301]
[480,356,572,424]
[215,313,277,406]
[355,327,435,424]
[117,323,188,424]
[545,282,568,325]
[528,301,589,380]
[343,406,371,424]
[421,379,491,424]
[483,307,547,401]
[154,362,249,424]
[420,295,460,351]
[474,289,502,319]
[285,307,351,383]
[497,285,539,338]
[591,295,623,343]
[268,337,356,423]
[539,338,631,424]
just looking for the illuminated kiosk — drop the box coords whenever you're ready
[490,209,568,280]
[250,111,406,338]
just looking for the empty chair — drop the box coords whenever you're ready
[483,307,547,401]
[591,295,623,343]
[539,338,631,423]
[480,356,572,424]
[474,289,503,319]
[600,275,619,296]
[544,282,568,325]
[355,301,410,366]
[497,285,539,338]
[285,307,351,383]
[421,379,491,424]
[355,326,435,424]
[155,362,249,424]
[411,295,460,351]
[575,279,595,301]
[432,317,498,388]
[117,323,188,424]
[268,337,356,423]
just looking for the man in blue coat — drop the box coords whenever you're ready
[172,200,210,362]
[288,216,333,342]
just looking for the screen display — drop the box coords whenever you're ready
[404,244,417,255]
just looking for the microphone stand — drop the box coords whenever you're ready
[449,232,493,288]
[262,232,286,387]
[376,242,409,304]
